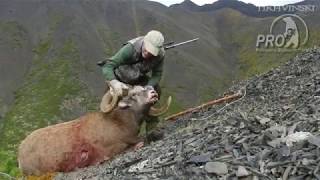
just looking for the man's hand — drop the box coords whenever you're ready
[109,79,129,96]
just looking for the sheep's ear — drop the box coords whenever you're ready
[118,100,132,108]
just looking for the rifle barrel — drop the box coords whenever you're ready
[164,38,199,50]
[98,38,199,66]
[164,41,175,46]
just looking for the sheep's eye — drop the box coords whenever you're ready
[130,92,136,96]
[130,93,138,98]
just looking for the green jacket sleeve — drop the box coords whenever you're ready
[102,44,134,81]
[148,56,164,87]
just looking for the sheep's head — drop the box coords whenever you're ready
[100,84,171,116]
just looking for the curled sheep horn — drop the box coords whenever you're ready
[100,83,120,113]
[148,96,172,116]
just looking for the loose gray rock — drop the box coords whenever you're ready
[236,166,250,177]
[187,153,212,164]
[204,162,228,175]
[256,116,271,125]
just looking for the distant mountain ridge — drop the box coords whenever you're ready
[171,0,320,17]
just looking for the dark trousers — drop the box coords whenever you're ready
[130,77,161,136]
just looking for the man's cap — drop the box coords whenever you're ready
[143,30,164,56]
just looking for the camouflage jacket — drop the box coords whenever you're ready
[102,36,165,86]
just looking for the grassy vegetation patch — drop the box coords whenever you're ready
[0,150,21,178]
[0,21,28,48]
[0,36,97,177]
[199,76,233,103]
[97,27,122,57]
[234,29,297,79]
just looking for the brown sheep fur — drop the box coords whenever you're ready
[18,108,144,176]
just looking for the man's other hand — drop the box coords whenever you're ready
[109,79,129,96]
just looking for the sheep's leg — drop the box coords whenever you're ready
[133,141,144,150]
[124,136,145,151]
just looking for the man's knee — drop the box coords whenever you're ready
[145,116,160,132]
[153,84,161,97]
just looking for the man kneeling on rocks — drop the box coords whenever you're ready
[102,30,166,142]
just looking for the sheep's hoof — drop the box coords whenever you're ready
[133,141,144,151]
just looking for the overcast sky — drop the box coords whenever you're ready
[151,0,305,6]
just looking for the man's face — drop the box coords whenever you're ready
[142,45,155,60]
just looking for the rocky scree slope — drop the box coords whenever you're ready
[55,48,320,179]
[56,48,320,179]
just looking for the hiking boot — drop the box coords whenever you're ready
[146,128,164,142]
